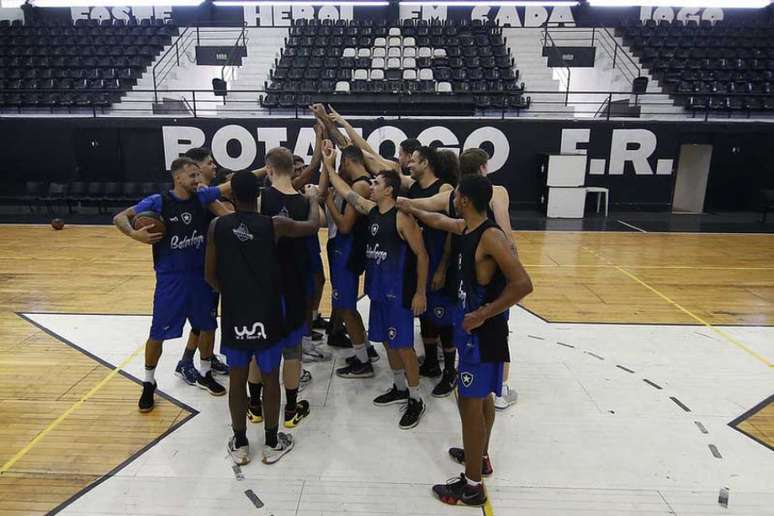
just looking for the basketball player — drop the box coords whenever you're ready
[205,170,321,465]
[173,147,231,387]
[399,175,533,505]
[112,157,235,411]
[325,142,430,429]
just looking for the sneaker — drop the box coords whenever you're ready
[303,339,332,362]
[494,384,518,411]
[284,400,310,428]
[312,315,329,330]
[210,355,229,375]
[399,397,425,429]
[138,381,156,413]
[336,357,375,378]
[196,371,227,396]
[327,331,353,348]
[345,346,380,365]
[262,432,294,464]
[432,369,457,398]
[310,330,323,342]
[373,385,409,406]
[432,474,487,506]
[174,360,199,385]
[247,401,263,424]
[299,369,312,392]
[419,360,442,378]
[227,436,250,465]
[448,447,494,476]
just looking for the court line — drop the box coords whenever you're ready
[582,248,773,368]
[617,220,648,233]
[521,264,774,270]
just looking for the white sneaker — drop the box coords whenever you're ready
[302,339,332,362]
[298,369,312,392]
[262,432,294,464]
[494,384,518,411]
[227,436,250,465]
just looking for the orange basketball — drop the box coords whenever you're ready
[133,211,166,238]
[51,218,64,230]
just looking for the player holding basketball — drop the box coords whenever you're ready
[399,175,532,505]
[113,157,235,412]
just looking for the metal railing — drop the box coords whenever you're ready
[540,29,572,106]
[221,24,248,85]
[151,26,195,104]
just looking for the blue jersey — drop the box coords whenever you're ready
[408,180,447,282]
[364,206,412,305]
[133,187,221,274]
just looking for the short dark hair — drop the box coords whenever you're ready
[378,169,401,199]
[183,147,212,164]
[436,149,460,187]
[400,138,421,155]
[340,145,364,165]
[415,146,441,176]
[266,147,294,175]
[460,148,489,177]
[458,174,493,214]
[292,155,305,165]
[170,156,198,174]
[231,170,260,203]
[213,168,234,186]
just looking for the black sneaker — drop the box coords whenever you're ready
[336,357,374,378]
[310,330,323,342]
[247,401,263,424]
[210,355,229,375]
[345,346,380,365]
[432,369,457,398]
[373,385,409,406]
[399,397,425,429]
[138,381,156,413]
[419,360,442,378]
[284,399,310,428]
[196,371,227,396]
[448,447,494,476]
[327,331,353,348]
[432,474,487,506]
[312,315,329,331]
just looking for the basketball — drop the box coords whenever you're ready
[133,211,166,237]
[51,218,64,230]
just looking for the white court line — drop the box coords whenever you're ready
[617,220,648,233]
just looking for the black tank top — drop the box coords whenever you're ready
[458,219,509,363]
[260,187,310,330]
[215,212,286,349]
[408,179,447,282]
[154,191,209,274]
[344,175,372,275]
[364,206,416,307]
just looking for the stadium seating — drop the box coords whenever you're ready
[260,18,530,114]
[618,18,774,115]
[0,18,177,111]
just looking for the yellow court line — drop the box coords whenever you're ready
[522,264,774,271]
[581,247,773,368]
[0,342,146,475]
[482,496,494,516]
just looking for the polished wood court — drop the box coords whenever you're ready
[0,225,772,514]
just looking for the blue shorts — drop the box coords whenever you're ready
[421,292,457,328]
[222,341,284,373]
[307,236,324,275]
[331,236,358,310]
[456,331,504,398]
[280,323,306,350]
[150,272,217,341]
[368,298,414,349]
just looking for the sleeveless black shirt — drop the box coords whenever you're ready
[154,191,209,274]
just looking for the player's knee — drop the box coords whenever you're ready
[282,344,301,360]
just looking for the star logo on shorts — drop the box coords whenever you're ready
[434,306,446,319]
[461,372,474,388]
[332,289,340,300]
[387,327,397,340]
[181,212,192,225]
[370,223,379,236]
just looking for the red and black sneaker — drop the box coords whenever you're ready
[432,474,486,506]
[448,447,493,476]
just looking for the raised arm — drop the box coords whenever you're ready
[292,123,324,190]
[323,140,376,216]
[462,228,533,333]
[398,210,428,316]
[311,103,349,149]
[273,185,321,239]
[327,105,379,157]
[362,148,402,177]
[397,198,465,235]
[397,189,452,214]
[205,218,220,292]
[208,199,233,217]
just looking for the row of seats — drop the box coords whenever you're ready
[619,18,774,38]
[272,64,515,82]
[0,56,151,71]
[260,92,530,111]
[3,181,171,212]
[1,67,142,81]
[0,92,121,109]
[681,95,774,113]
[282,78,522,94]
[289,17,497,35]
[0,44,166,58]
[285,34,503,50]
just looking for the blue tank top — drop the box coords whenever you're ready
[408,179,447,283]
[153,191,209,274]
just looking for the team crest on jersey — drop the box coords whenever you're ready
[181,212,192,225]
[434,306,446,320]
[280,206,290,218]
[232,223,254,242]
[370,223,379,236]
[461,372,474,388]
[387,327,397,340]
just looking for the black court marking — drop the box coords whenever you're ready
[527,335,545,340]
[695,421,709,434]
[709,444,723,459]
[670,396,691,412]
[16,313,199,515]
[556,342,575,348]
[616,365,635,373]
[584,351,605,360]
[244,489,264,509]
[727,393,774,452]
[643,379,663,390]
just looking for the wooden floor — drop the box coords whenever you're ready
[0,225,772,514]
